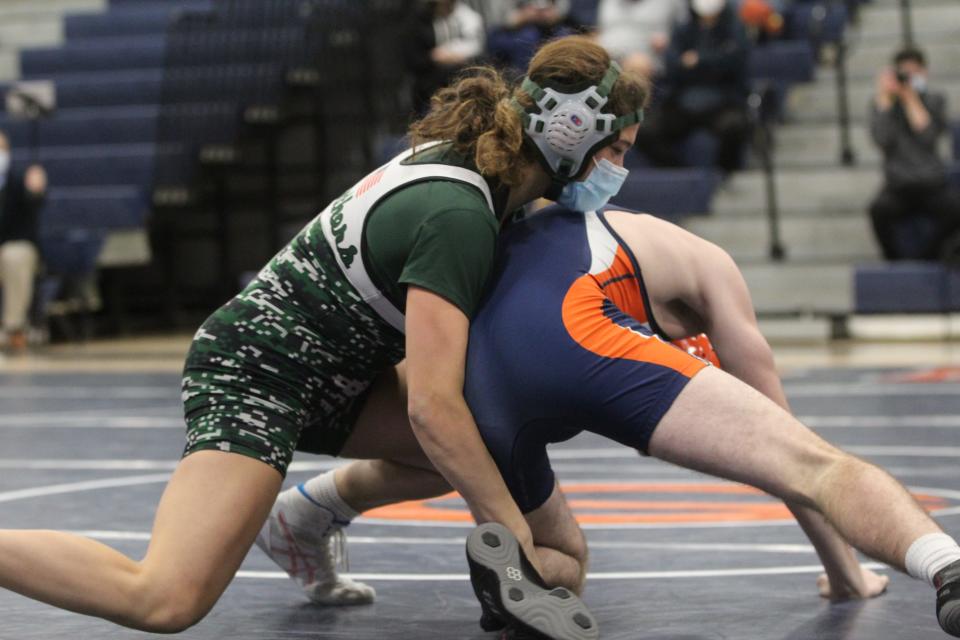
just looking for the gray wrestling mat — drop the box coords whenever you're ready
[1,367,959,639]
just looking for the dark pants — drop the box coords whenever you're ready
[634,102,748,173]
[868,182,960,260]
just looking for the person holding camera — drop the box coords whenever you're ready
[868,47,960,261]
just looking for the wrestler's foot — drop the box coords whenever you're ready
[936,559,960,636]
[255,483,375,605]
[466,523,598,640]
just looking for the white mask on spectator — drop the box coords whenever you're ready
[911,74,928,93]
[0,150,10,179]
[692,0,724,17]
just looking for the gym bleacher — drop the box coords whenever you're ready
[1,0,957,339]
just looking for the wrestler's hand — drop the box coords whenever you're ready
[817,567,890,601]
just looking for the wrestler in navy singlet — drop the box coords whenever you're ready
[464,205,709,513]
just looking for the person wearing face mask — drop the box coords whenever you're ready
[597,0,688,79]
[0,37,646,640]
[280,202,960,638]
[868,47,960,261]
[632,0,751,174]
[0,130,47,354]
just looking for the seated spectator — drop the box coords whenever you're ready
[633,0,751,174]
[598,0,687,79]
[868,47,960,261]
[0,131,47,354]
[484,0,574,72]
[405,0,485,114]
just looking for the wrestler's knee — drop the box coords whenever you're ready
[127,570,219,634]
[782,438,858,510]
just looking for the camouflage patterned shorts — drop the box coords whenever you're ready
[181,232,404,476]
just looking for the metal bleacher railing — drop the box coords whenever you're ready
[150,0,409,317]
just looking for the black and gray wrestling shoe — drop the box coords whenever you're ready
[466,523,599,640]
[498,621,558,639]
[936,559,960,637]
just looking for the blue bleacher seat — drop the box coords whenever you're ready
[22,28,308,76]
[21,37,167,76]
[15,64,290,110]
[42,186,148,232]
[784,1,849,45]
[16,144,156,187]
[749,41,816,84]
[5,71,163,109]
[855,262,955,313]
[0,106,159,147]
[610,168,721,218]
[64,3,212,39]
[39,228,106,276]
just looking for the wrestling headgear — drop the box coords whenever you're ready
[513,61,644,186]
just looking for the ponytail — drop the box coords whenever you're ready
[408,67,532,186]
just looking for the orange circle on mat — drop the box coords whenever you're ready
[363,482,949,525]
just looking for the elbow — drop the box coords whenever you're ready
[407,390,453,436]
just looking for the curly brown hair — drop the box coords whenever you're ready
[408,36,649,186]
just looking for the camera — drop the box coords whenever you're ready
[895,70,910,84]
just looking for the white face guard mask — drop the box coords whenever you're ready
[513,61,644,184]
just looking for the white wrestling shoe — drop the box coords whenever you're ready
[255,483,376,605]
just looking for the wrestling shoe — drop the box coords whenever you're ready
[255,483,375,605]
[498,622,556,639]
[936,559,960,636]
[466,523,599,640]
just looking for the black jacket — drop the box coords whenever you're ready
[0,170,44,245]
[663,5,751,112]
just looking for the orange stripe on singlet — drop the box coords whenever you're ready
[561,245,707,377]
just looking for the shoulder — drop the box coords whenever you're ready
[380,178,496,229]
[604,209,735,298]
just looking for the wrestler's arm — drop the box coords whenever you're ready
[404,286,542,574]
[690,244,889,601]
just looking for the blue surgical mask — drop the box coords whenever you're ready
[556,157,629,213]
[911,74,928,93]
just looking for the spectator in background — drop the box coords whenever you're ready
[405,0,485,114]
[0,131,47,354]
[469,0,571,30]
[633,0,751,174]
[869,47,960,261]
[597,0,687,78]
[737,0,784,44]
[484,0,573,72]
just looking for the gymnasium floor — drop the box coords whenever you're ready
[1,338,960,639]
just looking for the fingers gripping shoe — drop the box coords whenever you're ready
[936,559,960,637]
[466,523,599,640]
[255,484,375,606]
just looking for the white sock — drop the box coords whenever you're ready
[905,533,960,586]
[299,470,358,526]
